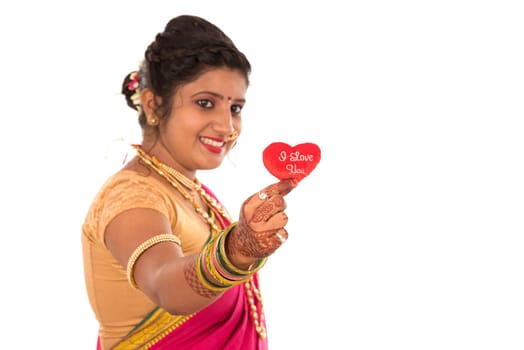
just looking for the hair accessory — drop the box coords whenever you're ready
[128,71,141,109]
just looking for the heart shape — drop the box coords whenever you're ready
[262,142,321,182]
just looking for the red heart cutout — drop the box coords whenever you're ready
[262,142,321,182]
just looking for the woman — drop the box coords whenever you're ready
[82,15,296,349]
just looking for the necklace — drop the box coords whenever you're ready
[158,161,197,191]
[133,145,231,231]
[132,144,266,339]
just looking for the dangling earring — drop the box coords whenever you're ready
[147,114,159,126]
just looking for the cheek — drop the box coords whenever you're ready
[166,110,197,131]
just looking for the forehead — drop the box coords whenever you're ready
[179,68,248,97]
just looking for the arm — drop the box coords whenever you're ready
[105,178,297,315]
[105,208,216,315]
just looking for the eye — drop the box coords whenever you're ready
[196,99,214,109]
[230,104,243,116]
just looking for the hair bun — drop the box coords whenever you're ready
[121,71,141,110]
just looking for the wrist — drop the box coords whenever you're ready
[221,222,267,274]
[227,252,258,271]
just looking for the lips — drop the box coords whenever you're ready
[200,136,225,148]
[200,136,226,154]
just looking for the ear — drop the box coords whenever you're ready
[140,88,156,116]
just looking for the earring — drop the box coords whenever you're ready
[147,114,159,126]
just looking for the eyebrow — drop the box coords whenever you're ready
[191,90,246,103]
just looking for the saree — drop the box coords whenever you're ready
[103,183,268,350]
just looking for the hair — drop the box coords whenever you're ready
[121,15,251,129]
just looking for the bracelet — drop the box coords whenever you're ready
[218,222,267,276]
[126,234,181,289]
[209,234,248,282]
[195,221,267,293]
[195,234,234,292]
[196,232,247,292]
[202,235,233,289]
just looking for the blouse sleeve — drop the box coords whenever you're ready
[94,172,177,243]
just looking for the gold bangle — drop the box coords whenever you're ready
[126,234,181,289]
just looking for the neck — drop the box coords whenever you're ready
[133,144,198,191]
[131,143,232,233]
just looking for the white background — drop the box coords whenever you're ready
[0,1,523,349]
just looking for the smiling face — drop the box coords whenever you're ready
[144,67,248,176]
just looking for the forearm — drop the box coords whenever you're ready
[139,229,264,315]
[145,254,224,315]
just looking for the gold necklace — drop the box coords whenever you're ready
[132,145,266,339]
[157,161,197,191]
[133,145,231,231]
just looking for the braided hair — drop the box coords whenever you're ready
[121,15,251,128]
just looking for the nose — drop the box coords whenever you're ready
[213,106,234,136]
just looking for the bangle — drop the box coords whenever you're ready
[195,221,267,293]
[209,234,248,282]
[218,222,267,276]
[195,234,235,292]
[126,234,181,289]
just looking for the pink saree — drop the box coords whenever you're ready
[100,184,268,350]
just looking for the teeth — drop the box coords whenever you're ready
[200,137,224,148]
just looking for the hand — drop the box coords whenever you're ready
[226,178,297,261]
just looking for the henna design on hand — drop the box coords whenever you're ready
[228,198,288,259]
[252,202,273,223]
[228,221,279,258]
[226,180,296,261]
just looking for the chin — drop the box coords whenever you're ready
[201,158,225,170]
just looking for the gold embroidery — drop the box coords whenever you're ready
[113,308,194,349]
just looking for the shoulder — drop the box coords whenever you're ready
[104,169,165,193]
[88,170,178,223]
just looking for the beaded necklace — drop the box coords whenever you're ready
[132,144,266,339]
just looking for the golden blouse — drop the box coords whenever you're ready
[81,170,210,349]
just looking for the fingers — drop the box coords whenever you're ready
[258,228,289,255]
[264,211,288,229]
[247,196,287,231]
[246,227,289,258]
[243,179,296,229]
[232,179,295,259]
[244,178,296,212]
[257,178,298,201]
[274,228,288,244]
[243,179,294,216]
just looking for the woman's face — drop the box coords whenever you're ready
[159,68,248,173]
